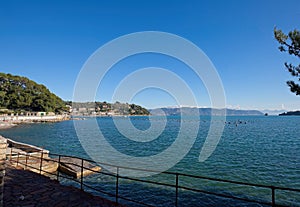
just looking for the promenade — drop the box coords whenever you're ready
[3,163,123,207]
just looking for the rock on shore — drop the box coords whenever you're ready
[0,122,16,130]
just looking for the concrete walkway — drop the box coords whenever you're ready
[3,162,123,207]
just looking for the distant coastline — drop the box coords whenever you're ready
[279,111,300,116]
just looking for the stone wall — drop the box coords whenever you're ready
[0,136,7,206]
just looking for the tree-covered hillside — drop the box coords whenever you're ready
[69,101,150,115]
[0,73,67,113]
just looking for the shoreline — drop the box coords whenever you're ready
[0,114,148,130]
[0,115,70,130]
[0,122,17,130]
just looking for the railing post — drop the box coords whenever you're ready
[25,153,28,170]
[175,173,179,207]
[39,150,43,174]
[16,152,19,167]
[10,147,12,161]
[57,155,61,181]
[116,167,119,204]
[271,186,275,207]
[80,158,84,191]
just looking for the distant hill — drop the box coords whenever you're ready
[0,73,67,113]
[261,109,287,116]
[149,107,264,116]
[70,101,150,116]
[279,111,300,116]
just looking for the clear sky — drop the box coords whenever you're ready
[0,0,300,110]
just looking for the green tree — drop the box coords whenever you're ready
[0,72,67,112]
[274,28,300,95]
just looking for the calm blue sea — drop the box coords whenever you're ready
[1,116,299,206]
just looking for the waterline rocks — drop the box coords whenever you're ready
[3,136,101,178]
[57,157,101,178]
[0,136,7,206]
[6,138,58,175]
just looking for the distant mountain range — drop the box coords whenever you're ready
[260,109,287,116]
[149,107,264,116]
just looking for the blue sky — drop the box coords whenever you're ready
[0,0,300,110]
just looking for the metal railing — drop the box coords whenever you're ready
[8,148,300,207]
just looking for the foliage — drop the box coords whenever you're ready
[128,103,150,115]
[274,28,300,95]
[0,73,67,113]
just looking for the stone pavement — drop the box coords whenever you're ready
[3,162,124,207]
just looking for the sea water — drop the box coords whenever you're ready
[1,116,299,206]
